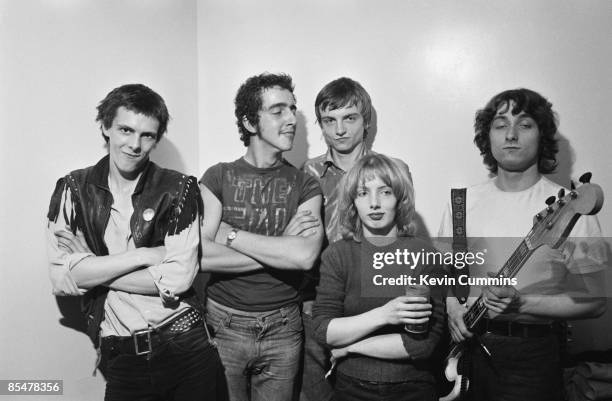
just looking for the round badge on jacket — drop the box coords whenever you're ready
[143,208,155,222]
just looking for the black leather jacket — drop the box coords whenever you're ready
[47,155,204,345]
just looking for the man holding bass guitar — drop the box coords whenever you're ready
[438,88,607,401]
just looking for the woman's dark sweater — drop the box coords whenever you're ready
[312,236,446,383]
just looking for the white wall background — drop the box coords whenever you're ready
[0,0,199,399]
[198,0,612,237]
[1,0,611,399]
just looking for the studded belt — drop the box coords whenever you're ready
[101,308,203,356]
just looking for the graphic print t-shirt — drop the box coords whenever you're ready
[201,157,322,311]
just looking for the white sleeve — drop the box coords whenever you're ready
[46,183,92,296]
[561,215,607,274]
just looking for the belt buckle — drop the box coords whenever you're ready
[133,329,152,355]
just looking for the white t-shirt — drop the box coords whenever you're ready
[438,176,606,322]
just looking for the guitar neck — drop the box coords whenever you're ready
[463,240,535,330]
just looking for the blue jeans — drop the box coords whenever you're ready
[335,372,436,401]
[102,324,227,401]
[298,311,335,401]
[206,299,303,401]
[468,333,562,401]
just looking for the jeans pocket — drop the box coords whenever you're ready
[168,325,210,354]
[104,351,123,371]
[285,307,304,334]
[101,342,123,371]
[205,310,228,337]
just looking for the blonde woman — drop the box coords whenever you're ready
[313,153,444,401]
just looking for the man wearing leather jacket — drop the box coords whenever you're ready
[46,84,226,400]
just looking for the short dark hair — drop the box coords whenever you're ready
[474,88,558,174]
[96,84,169,143]
[234,73,295,146]
[315,77,372,128]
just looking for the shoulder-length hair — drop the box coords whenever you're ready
[339,153,415,242]
[474,88,558,174]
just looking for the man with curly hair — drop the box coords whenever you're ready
[46,84,225,400]
[199,73,324,401]
[438,88,606,401]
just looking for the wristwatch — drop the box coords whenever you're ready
[226,228,239,247]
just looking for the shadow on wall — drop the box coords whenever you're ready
[55,296,111,378]
[284,111,310,168]
[568,240,612,354]
[548,133,576,188]
[413,213,431,241]
[364,107,378,151]
[151,137,188,175]
[55,296,87,334]
[363,106,432,238]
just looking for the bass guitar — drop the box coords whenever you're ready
[440,174,604,401]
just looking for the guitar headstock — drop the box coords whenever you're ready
[528,174,604,250]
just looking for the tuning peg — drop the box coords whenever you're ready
[535,213,543,221]
[570,181,576,190]
[579,172,592,184]
[558,188,565,198]
[556,189,565,205]
[545,196,556,213]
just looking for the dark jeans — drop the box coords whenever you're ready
[335,372,436,401]
[102,324,227,401]
[297,312,335,401]
[468,333,562,401]
[206,299,303,401]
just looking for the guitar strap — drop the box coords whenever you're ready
[451,188,475,401]
[451,188,470,304]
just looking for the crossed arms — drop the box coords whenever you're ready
[313,246,445,362]
[199,184,324,273]
[46,184,200,303]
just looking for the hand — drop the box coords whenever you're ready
[283,210,320,237]
[377,296,431,326]
[447,296,473,342]
[214,221,234,244]
[55,228,91,254]
[482,273,522,318]
[330,346,350,364]
[302,300,314,316]
[325,346,349,379]
[49,266,84,296]
[139,246,166,266]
